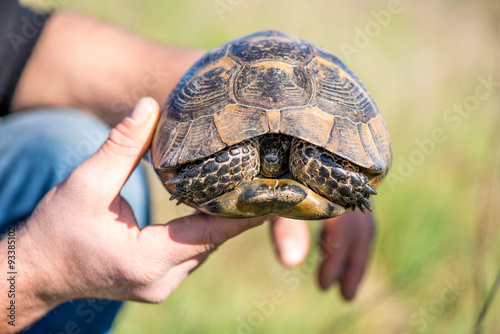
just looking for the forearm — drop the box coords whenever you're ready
[0,223,61,333]
[11,11,203,125]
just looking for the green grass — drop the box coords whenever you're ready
[23,0,500,332]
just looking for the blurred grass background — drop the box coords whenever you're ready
[24,0,500,333]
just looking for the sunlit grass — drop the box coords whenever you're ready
[22,0,500,332]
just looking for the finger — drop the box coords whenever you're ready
[138,213,266,264]
[318,215,355,290]
[98,253,207,303]
[74,97,160,197]
[339,212,375,300]
[137,255,207,303]
[270,217,310,267]
[159,252,209,291]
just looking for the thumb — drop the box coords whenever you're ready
[75,97,160,197]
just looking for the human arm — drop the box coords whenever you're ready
[11,11,204,125]
[271,211,375,300]
[0,98,265,333]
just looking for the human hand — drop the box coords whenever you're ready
[7,98,264,332]
[271,210,375,300]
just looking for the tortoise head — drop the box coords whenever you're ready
[259,134,291,178]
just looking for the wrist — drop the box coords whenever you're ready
[0,221,63,332]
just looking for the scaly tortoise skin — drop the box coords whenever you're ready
[151,30,392,220]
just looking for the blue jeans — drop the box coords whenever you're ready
[0,109,150,333]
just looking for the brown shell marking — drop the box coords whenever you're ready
[213,105,269,145]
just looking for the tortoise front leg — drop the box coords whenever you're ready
[289,138,377,212]
[167,138,260,205]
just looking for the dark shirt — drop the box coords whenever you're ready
[0,0,50,116]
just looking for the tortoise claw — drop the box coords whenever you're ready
[166,175,184,185]
[169,189,183,201]
[176,197,188,206]
[361,197,372,211]
[363,184,377,196]
[358,203,366,213]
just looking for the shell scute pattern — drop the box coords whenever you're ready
[154,31,391,173]
[171,64,237,122]
[229,38,314,65]
[307,58,378,121]
[234,64,313,109]
[171,45,229,95]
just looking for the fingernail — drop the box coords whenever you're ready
[326,268,342,290]
[130,97,154,123]
[281,238,303,267]
[326,276,337,290]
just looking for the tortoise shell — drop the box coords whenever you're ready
[152,30,391,187]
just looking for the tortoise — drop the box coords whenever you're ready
[151,30,392,220]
